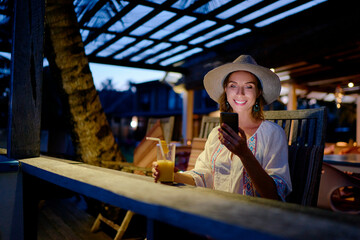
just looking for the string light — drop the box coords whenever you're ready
[348,82,354,88]
[334,85,344,109]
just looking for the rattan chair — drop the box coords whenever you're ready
[264,107,327,206]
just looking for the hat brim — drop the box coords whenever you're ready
[204,62,281,105]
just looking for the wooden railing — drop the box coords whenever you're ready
[20,156,360,240]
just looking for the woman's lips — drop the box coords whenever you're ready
[234,100,246,105]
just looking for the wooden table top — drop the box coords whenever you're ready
[20,156,360,240]
[323,154,360,167]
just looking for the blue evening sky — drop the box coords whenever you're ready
[89,63,166,91]
[1,51,166,91]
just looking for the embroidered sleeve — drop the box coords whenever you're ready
[261,122,292,198]
[187,170,207,187]
[271,175,289,201]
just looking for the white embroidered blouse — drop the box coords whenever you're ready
[186,120,292,201]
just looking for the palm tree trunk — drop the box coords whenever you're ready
[44,0,125,168]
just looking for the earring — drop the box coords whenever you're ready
[253,100,260,112]
[226,101,230,110]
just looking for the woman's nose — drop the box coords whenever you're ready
[237,87,245,95]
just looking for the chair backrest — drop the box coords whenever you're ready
[146,116,175,143]
[199,116,220,138]
[187,137,207,171]
[196,107,327,206]
[264,107,327,206]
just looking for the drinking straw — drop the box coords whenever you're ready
[146,137,166,159]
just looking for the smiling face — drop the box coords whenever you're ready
[224,71,261,115]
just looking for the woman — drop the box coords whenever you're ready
[152,55,292,201]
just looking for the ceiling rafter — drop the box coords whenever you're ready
[77,0,108,26]
[83,1,137,45]
[1,0,359,94]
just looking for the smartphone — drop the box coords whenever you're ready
[220,112,238,134]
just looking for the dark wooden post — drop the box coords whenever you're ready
[9,0,45,239]
[8,0,45,159]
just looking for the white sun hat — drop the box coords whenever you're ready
[203,55,281,105]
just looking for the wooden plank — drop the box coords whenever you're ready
[38,197,111,240]
[8,0,44,159]
[20,157,360,240]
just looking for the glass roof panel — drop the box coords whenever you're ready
[169,20,216,42]
[255,0,327,27]
[189,24,234,45]
[145,45,188,64]
[68,0,339,71]
[205,28,251,47]
[216,0,263,19]
[84,1,129,28]
[130,11,177,36]
[80,29,90,42]
[74,0,98,23]
[108,5,154,32]
[171,0,197,10]
[85,33,116,55]
[130,42,172,62]
[96,36,136,57]
[150,15,197,40]
[160,47,203,66]
[145,0,167,4]
[194,0,232,14]
[237,0,297,24]
[114,39,154,60]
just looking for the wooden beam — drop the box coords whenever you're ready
[287,83,297,110]
[8,0,45,159]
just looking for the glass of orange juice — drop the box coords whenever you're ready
[157,142,176,183]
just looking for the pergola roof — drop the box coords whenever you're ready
[1,0,360,94]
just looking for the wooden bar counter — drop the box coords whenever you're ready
[20,156,360,240]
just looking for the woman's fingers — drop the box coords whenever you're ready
[152,161,159,182]
[238,127,246,139]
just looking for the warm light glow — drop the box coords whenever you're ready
[280,96,289,104]
[309,98,317,105]
[276,70,291,81]
[335,85,344,108]
[323,93,335,102]
[348,82,354,88]
[336,142,348,147]
[130,116,138,129]
[279,75,290,81]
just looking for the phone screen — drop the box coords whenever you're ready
[220,112,238,134]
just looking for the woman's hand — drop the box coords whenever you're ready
[218,123,249,158]
[152,161,180,183]
[152,161,160,182]
[219,124,280,200]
